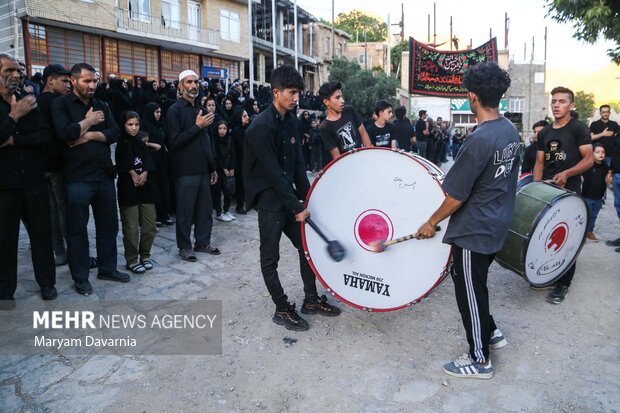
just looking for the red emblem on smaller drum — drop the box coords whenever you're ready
[545,222,569,253]
[354,209,394,251]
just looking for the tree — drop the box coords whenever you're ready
[335,10,386,42]
[574,90,596,122]
[328,58,399,117]
[547,0,620,63]
[390,40,409,76]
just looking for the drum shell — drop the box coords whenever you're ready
[496,182,588,286]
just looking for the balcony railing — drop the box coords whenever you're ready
[115,8,220,48]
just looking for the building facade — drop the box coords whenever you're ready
[1,0,248,83]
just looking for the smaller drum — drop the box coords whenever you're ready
[516,172,533,192]
[496,182,588,287]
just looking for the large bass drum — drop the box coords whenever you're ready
[302,148,451,311]
[495,182,588,287]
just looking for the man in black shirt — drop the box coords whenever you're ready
[318,80,372,160]
[589,104,618,166]
[245,66,340,331]
[38,64,71,266]
[521,120,549,174]
[166,69,219,262]
[52,63,129,295]
[392,106,415,152]
[415,110,429,159]
[533,86,593,304]
[0,53,57,300]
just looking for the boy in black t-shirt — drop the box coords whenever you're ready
[318,81,372,160]
[582,145,611,241]
[533,86,594,304]
[365,100,396,148]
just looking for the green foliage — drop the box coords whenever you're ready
[335,10,387,42]
[328,58,399,117]
[547,0,620,63]
[574,90,596,121]
[390,40,409,75]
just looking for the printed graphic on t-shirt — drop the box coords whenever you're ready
[134,156,144,174]
[493,141,521,178]
[545,140,566,163]
[374,132,392,147]
[337,121,356,151]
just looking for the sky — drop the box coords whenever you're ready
[296,0,617,73]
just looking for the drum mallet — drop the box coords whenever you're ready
[306,218,347,262]
[369,226,441,253]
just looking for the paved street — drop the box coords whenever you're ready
[2,165,619,412]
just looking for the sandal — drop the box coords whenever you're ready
[126,263,146,274]
[141,259,154,271]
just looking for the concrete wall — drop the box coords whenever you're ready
[506,62,548,134]
[0,0,26,59]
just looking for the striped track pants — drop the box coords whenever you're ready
[451,246,498,363]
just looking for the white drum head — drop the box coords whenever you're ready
[524,195,588,285]
[303,148,452,311]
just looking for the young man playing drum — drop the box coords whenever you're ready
[244,66,341,331]
[416,62,520,379]
[533,87,593,304]
[318,80,372,160]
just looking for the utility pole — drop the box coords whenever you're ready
[433,3,436,46]
[272,0,276,70]
[387,14,391,75]
[364,30,368,70]
[294,0,298,70]
[331,0,335,60]
[247,0,254,97]
[450,16,453,50]
[504,12,509,50]
[400,3,404,41]
[427,14,430,43]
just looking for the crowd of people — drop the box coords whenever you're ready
[2,53,619,381]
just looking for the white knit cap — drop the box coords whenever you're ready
[179,69,198,82]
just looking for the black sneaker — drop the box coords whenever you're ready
[97,270,130,283]
[605,237,620,247]
[74,280,93,295]
[235,208,247,215]
[163,218,174,225]
[89,256,98,269]
[272,303,309,331]
[41,286,58,300]
[301,295,341,317]
[546,285,569,304]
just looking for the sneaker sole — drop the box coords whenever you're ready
[530,285,554,291]
[300,307,341,317]
[489,338,508,350]
[272,316,309,331]
[442,366,494,379]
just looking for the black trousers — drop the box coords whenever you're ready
[451,246,498,363]
[0,187,56,298]
[211,168,231,214]
[257,208,317,310]
[175,174,213,250]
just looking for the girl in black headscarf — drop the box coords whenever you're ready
[231,108,250,214]
[141,102,173,226]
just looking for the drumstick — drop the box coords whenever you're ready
[306,218,347,262]
[369,226,442,253]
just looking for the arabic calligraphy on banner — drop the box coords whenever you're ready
[409,37,498,97]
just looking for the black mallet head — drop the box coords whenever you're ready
[327,241,346,262]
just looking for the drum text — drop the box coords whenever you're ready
[343,271,390,296]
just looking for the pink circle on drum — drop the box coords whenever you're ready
[354,209,394,251]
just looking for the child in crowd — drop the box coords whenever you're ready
[309,118,323,172]
[211,120,236,222]
[116,111,160,273]
[582,144,611,241]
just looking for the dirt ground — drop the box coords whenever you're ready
[1,163,619,413]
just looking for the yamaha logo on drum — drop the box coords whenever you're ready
[343,270,391,297]
[536,258,567,277]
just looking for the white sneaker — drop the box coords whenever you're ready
[224,212,236,221]
[489,329,507,350]
[216,213,231,222]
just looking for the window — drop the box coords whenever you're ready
[508,97,525,113]
[129,0,151,22]
[220,10,240,42]
[161,0,180,29]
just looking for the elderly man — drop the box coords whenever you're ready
[166,70,219,262]
[0,53,57,300]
